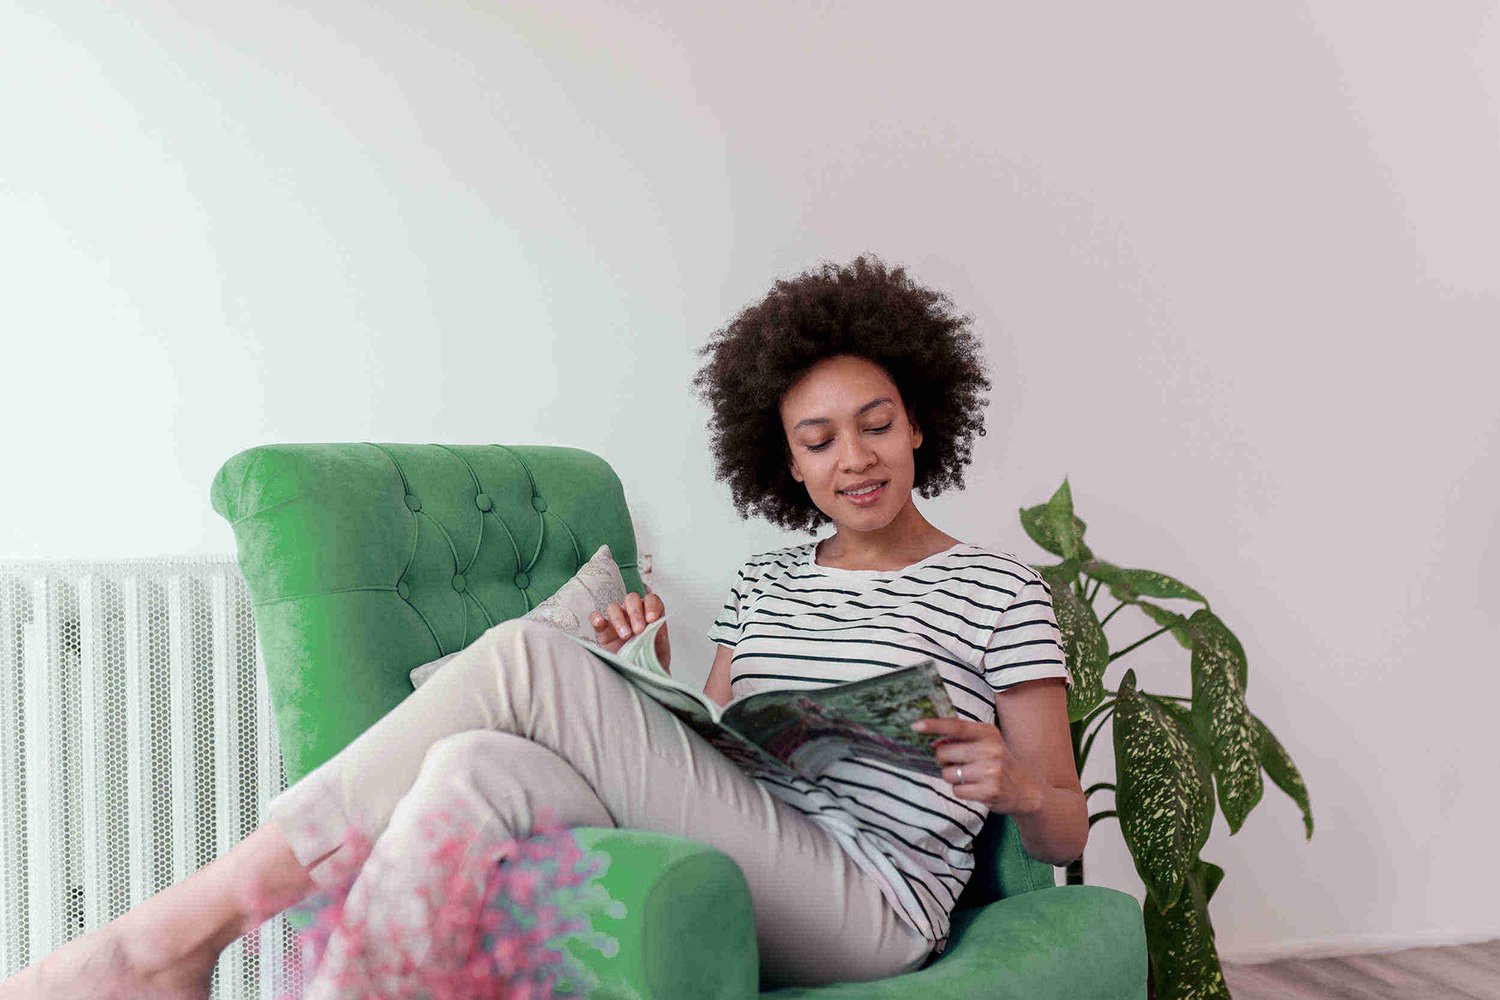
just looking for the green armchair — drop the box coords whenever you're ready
[211,442,1147,999]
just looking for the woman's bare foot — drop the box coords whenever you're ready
[0,917,217,1000]
[0,823,330,1000]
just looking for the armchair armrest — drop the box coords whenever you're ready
[958,813,1058,911]
[562,828,758,1000]
[995,813,1057,897]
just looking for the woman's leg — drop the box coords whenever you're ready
[0,820,333,1000]
[278,620,930,988]
[302,732,613,1000]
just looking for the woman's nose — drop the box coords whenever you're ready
[839,437,876,470]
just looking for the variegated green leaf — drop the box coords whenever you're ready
[1254,712,1314,839]
[1194,608,1248,691]
[1187,610,1261,835]
[1045,479,1082,563]
[1082,559,1209,606]
[1034,558,1080,592]
[1143,856,1231,1000]
[1114,669,1215,910]
[1018,501,1070,557]
[1019,479,1093,562]
[1149,695,1213,756]
[1032,562,1106,723]
[1079,558,1140,601]
[1137,600,1195,650]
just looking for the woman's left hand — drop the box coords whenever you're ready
[911,717,1044,815]
[588,585,671,673]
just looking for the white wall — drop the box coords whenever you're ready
[2,0,1496,963]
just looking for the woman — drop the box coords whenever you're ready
[0,254,1086,997]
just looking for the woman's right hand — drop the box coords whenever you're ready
[589,587,669,664]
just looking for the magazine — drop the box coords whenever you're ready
[560,614,956,782]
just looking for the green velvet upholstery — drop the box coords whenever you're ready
[212,443,1147,999]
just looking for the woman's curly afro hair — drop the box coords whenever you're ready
[691,253,993,534]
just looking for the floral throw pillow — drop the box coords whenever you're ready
[408,544,628,689]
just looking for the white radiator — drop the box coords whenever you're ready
[0,557,304,999]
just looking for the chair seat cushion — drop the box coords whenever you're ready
[760,885,1147,1000]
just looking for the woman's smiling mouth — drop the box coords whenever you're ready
[839,481,887,505]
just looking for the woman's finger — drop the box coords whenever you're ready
[605,602,631,639]
[932,740,993,766]
[644,591,665,621]
[623,592,646,633]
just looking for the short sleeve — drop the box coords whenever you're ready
[706,562,751,649]
[983,573,1073,692]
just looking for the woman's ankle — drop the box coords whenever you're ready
[112,904,225,983]
[117,823,321,974]
[233,824,327,928]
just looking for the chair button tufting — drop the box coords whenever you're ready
[514,571,530,590]
[397,581,411,600]
[531,495,548,512]
[404,494,422,512]
[475,493,493,512]
[452,574,467,592]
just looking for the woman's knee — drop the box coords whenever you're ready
[489,615,544,638]
[421,729,581,781]
[420,729,517,776]
[451,617,568,685]
[413,730,614,830]
[439,617,616,721]
[494,615,577,640]
[482,617,579,662]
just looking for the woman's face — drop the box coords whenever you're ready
[780,354,922,530]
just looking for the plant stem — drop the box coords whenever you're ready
[1099,601,1128,628]
[1077,697,1117,731]
[1068,713,1087,889]
[1106,689,1190,702]
[1078,703,1116,771]
[1107,624,1174,662]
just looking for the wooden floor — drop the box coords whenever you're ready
[1223,938,1500,999]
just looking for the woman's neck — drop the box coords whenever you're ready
[816,504,959,571]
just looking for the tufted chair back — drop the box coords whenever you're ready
[211,443,647,785]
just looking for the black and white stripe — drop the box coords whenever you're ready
[706,540,1073,955]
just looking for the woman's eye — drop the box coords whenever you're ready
[807,423,892,452]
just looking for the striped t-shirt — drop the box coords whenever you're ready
[705,539,1073,955]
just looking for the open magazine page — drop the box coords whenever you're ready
[561,620,954,783]
[720,660,955,781]
[560,616,715,720]
[560,619,793,777]
[678,715,797,780]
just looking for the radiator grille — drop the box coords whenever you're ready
[0,558,304,998]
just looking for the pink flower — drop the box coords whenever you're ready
[269,807,604,998]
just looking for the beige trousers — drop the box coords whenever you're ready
[267,617,931,992]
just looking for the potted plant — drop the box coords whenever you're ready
[1020,480,1314,1000]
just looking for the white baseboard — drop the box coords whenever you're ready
[1221,926,1500,965]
